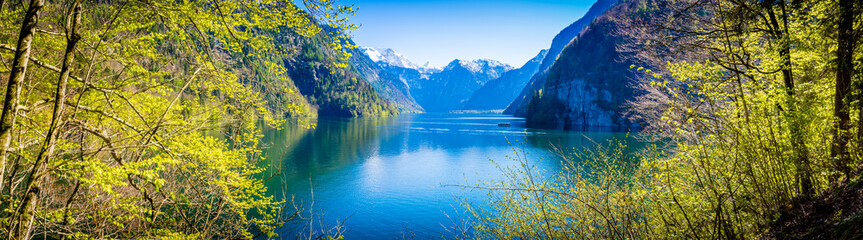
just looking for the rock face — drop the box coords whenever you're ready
[462,49,547,111]
[505,0,618,116]
[520,0,651,130]
[526,78,627,130]
[410,59,512,112]
[350,47,424,113]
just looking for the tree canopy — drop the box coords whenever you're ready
[0,0,358,238]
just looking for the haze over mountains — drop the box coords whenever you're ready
[414,59,512,112]
[350,0,648,131]
[360,47,520,112]
[462,49,547,111]
[214,0,632,128]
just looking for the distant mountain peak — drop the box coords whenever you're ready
[421,61,441,71]
[461,49,549,111]
[361,47,442,73]
[361,47,418,69]
[523,49,549,67]
[537,49,549,59]
[445,59,514,73]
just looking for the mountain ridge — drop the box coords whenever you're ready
[462,49,548,111]
[522,0,649,130]
[409,58,513,112]
[349,46,425,113]
[359,47,515,112]
[504,0,619,115]
[361,47,442,73]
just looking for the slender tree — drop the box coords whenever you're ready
[780,0,813,196]
[0,0,359,238]
[832,0,858,176]
[0,0,44,201]
[9,0,80,238]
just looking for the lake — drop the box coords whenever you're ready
[258,113,633,239]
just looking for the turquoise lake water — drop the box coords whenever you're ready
[258,113,633,239]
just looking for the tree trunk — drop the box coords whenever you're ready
[832,0,854,176]
[10,0,80,239]
[766,0,812,196]
[858,59,863,153]
[0,0,45,201]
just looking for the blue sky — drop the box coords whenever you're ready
[341,0,597,67]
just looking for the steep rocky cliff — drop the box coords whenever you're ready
[522,0,656,130]
[504,0,618,116]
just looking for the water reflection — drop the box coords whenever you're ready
[259,113,633,239]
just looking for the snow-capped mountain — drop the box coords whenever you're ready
[462,49,548,110]
[348,47,425,113]
[358,46,516,112]
[360,47,441,73]
[361,47,418,69]
[409,59,513,112]
[420,61,440,71]
[443,59,513,77]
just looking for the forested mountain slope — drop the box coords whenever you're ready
[471,0,863,238]
[279,32,398,117]
[504,0,618,116]
[522,0,648,130]
[350,47,425,113]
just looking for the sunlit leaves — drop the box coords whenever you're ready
[471,0,849,238]
[0,0,357,238]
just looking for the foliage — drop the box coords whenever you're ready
[0,0,359,238]
[466,139,646,239]
[469,0,863,238]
